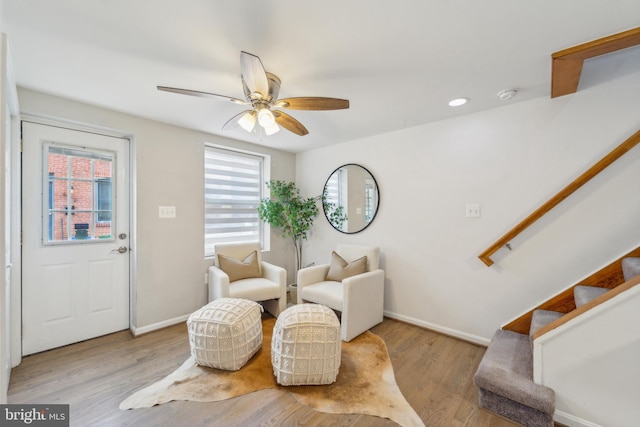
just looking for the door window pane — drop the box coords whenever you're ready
[71,156,92,179]
[96,178,112,222]
[44,144,115,243]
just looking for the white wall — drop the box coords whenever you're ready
[0,0,7,404]
[17,88,296,330]
[0,32,9,404]
[345,166,369,232]
[1,18,20,407]
[534,285,640,427]
[296,58,640,343]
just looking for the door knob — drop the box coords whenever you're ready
[111,246,128,254]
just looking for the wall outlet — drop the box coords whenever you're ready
[465,204,481,218]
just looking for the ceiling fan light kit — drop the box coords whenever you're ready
[158,51,349,137]
[238,111,256,132]
[264,124,280,136]
[257,107,276,127]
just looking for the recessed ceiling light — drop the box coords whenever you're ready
[448,97,469,107]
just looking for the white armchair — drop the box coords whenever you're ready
[297,244,384,342]
[208,242,287,317]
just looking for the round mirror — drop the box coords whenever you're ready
[322,163,380,234]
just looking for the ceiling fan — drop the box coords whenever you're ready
[158,51,349,136]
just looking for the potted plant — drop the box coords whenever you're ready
[258,180,347,301]
[258,180,347,302]
[258,180,320,274]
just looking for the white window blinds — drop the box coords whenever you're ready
[323,168,342,207]
[204,146,264,257]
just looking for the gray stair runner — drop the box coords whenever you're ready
[474,255,639,426]
[529,309,563,337]
[473,329,555,427]
[622,257,640,281]
[574,285,608,308]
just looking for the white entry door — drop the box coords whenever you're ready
[22,121,129,355]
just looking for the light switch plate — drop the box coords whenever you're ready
[159,206,176,218]
[465,204,481,218]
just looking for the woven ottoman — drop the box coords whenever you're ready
[187,297,263,371]
[271,303,341,386]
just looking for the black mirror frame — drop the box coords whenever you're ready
[322,163,380,234]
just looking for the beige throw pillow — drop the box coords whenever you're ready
[325,251,367,281]
[217,251,260,282]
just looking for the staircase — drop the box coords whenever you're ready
[473,256,640,427]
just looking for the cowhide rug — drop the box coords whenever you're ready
[120,318,424,427]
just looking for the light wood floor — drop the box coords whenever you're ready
[8,317,521,427]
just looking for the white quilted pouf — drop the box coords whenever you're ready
[271,303,341,386]
[187,298,263,371]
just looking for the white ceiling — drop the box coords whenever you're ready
[3,0,640,153]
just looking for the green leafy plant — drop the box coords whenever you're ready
[258,180,349,273]
[258,180,320,273]
[322,190,348,232]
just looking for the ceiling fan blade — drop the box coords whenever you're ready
[222,110,254,131]
[157,86,247,104]
[276,97,349,110]
[240,51,269,98]
[273,110,309,136]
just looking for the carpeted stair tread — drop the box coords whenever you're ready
[473,329,555,427]
[574,285,608,308]
[621,257,640,282]
[529,309,563,337]
[474,255,639,426]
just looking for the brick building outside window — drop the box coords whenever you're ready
[47,146,114,242]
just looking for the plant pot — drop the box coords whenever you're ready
[287,284,297,305]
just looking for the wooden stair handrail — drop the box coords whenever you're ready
[533,272,640,340]
[479,129,640,266]
[552,27,640,98]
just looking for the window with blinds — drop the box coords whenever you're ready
[323,168,341,207]
[323,167,348,232]
[204,146,265,257]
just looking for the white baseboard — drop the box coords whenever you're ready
[131,311,491,346]
[130,314,190,336]
[383,310,491,346]
[554,410,602,427]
